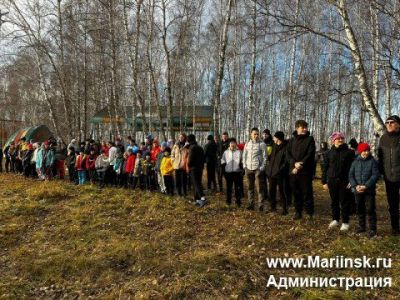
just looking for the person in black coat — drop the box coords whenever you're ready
[378,115,400,235]
[187,134,207,207]
[286,120,316,220]
[322,132,355,232]
[266,131,289,215]
[204,134,218,191]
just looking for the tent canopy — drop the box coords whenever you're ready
[3,125,53,151]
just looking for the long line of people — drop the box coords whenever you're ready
[2,116,400,237]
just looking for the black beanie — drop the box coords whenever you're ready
[207,134,214,141]
[274,131,285,141]
[387,115,400,124]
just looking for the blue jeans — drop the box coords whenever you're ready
[78,170,87,185]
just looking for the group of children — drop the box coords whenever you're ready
[3,116,400,237]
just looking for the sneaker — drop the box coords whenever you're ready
[195,200,201,206]
[340,223,350,232]
[368,230,377,238]
[328,220,339,229]
[199,199,208,208]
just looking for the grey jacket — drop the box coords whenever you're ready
[243,140,267,171]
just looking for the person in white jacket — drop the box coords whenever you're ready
[243,127,267,211]
[221,138,243,207]
[107,141,118,186]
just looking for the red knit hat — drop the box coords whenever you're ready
[357,143,370,154]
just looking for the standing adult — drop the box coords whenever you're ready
[204,134,218,192]
[171,133,188,197]
[243,128,267,211]
[286,120,316,220]
[322,132,355,231]
[266,131,289,215]
[187,134,207,207]
[378,115,400,235]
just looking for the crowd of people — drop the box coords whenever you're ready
[2,115,400,238]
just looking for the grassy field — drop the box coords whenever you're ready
[0,173,399,299]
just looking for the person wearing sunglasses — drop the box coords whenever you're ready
[378,115,400,236]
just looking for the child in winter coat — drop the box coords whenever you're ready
[65,147,77,184]
[132,151,143,189]
[349,143,380,237]
[160,147,174,195]
[75,148,87,185]
[86,148,98,183]
[155,142,167,193]
[95,150,109,188]
[124,149,136,188]
[143,154,155,190]
[114,150,125,187]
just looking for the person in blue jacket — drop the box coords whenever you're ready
[349,143,380,237]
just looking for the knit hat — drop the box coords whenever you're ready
[330,132,345,142]
[357,143,370,154]
[386,115,400,124]
[161,142,168,148]
[207,134,214,141]
[274,131,285,142]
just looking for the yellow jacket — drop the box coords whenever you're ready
[160,155,174,176]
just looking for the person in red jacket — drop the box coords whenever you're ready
[150,140,161,163]
[75,148,87,185]
[124,149,136,188]
[86,148,98,183]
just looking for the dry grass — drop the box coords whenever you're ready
[0,173,399,299]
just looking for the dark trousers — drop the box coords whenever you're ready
[97,170,106,188]
[117,173,126,187]
[289,174,314,216]
[384,180,400,230]
[68,165,77,183]
[269,176,288,212]
[5,159,10,172]
[206,162,217,190]
[328,179,351,223]
[216,164,224,192]
[175,169,187,196]
[164,175,174,195]
[0,158,2,172]
[106,166,116,186]
[190,168,204,200]
[224,172,241,206]
[355,193,377,231]
[132,176,143,189]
